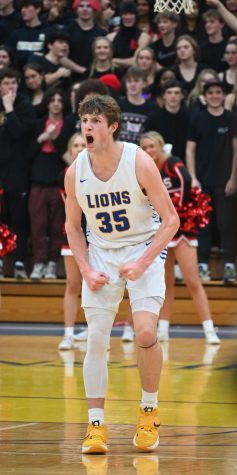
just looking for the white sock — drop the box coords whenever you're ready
[65,327,74,337]
[202,320,215,333]
[15,261,24,267]
[158,319,169,331]
[199,263,208,270]
[225,262,235,269]
[141,389,158,409]
[88,408,104,426]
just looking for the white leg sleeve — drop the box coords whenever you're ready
[83,307,116,398]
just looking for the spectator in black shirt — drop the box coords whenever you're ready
[29,30,73,89]
[7,0,52,68]
[173,35,207,95]
[135,0,158,42]
[186,78,237,283]
[67,0,107,73]
[150,11,179,69]
[28,87,66,280]
[0,0,22,43]
[118,66,156,144]
[179,0,207,44]
[87,36,122,79]
[0,68,36,278]
[200,8,227,73]
[206,0,237,35]
[23,62,46,117]
[42,0,73,30]
[107,1,150,70]
[144,79,188,160]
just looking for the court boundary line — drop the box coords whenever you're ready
[0,422,39,432]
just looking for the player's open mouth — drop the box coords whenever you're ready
[86,135,94,145]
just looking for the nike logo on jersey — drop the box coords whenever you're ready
[145,241,152,246]
[80,178,88,183]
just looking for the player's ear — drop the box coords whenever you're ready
[110,122,118,134]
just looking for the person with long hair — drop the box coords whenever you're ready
[173,35,206,95]
[23,62,46,117]
[0,45,15,69]
[58,132,87,350]
[29,88,67,280]
[179,0,207,43]
[225,79,237,111]
[151,67,176,106]
[219,39,237,93]
[188,68,219,115]
[107,1,150,70]
[135,46,158,97]
[88,36,122,79]
[135,0,158,41]
[140,131,220,345]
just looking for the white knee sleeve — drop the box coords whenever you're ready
[131,297,164,315]
[83,307,116,398]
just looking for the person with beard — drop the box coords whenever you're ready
[107,1,150,72]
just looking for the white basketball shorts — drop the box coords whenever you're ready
[81,240,167,312]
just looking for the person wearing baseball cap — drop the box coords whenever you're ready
[203,78,226,94]
[186,74,237,284]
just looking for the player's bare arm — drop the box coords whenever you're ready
[119,149,179,280]
[65,163,109,291]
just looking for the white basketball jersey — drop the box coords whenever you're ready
[75,142,160,249]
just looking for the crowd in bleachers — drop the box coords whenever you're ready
[0,0,237,282]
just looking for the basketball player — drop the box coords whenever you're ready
[64,95,179,454]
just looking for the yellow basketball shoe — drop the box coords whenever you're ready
[82,424,108,454]
[133,407,160,452]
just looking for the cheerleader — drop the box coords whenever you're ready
[58,133,87,350]
[140,131,220,345]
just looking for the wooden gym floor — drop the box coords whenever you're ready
[0,323,236,475]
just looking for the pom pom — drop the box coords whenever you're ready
[0,224,17,257]
[171,188,212,234]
